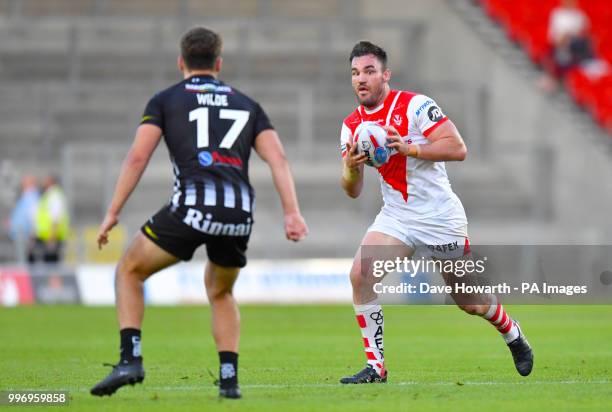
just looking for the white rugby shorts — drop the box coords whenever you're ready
[368,206,469,260]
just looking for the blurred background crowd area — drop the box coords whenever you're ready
[0,0,611,265]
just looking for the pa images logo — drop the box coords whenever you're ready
[427,106,444,122]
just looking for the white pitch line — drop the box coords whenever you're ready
[22,380,611,393]
[149,380,612,390]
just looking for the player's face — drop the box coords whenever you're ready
[351,55,390,108]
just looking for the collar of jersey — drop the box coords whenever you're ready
[361,89,396,115]
[187,74,218,82]
[362,102,384,115]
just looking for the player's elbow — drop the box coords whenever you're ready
[346,190,360,199]
[268,151,288,167]
[453,143,467,161]
[266,152,290,177]
[341,181,361,199]
[125,150,149,168]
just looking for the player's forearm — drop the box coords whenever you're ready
[410,139,466,162]
[341,165,363,198]
[107,151,150,216]
[268,155,301,215]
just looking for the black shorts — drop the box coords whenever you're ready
[141,205,251,267]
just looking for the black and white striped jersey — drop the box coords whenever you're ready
[140,74,273,218]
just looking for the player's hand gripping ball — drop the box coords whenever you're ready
[354,121,392,168]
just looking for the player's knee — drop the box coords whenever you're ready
[207,283,234,302]
[206,264,238,301]
[116,253,153,283]
[457,304,483,316]
[116,256,139,279]
[349,265,364,289]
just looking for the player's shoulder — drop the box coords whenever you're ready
[404,92,439,118]
[215,80,263,110]
[394,89,421,101]
[342,107,362,128]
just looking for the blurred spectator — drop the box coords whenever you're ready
[541,0,595,90]
[31,175,70,263]
[8,174,39,263]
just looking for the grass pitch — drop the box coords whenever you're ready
[1,305,611,411]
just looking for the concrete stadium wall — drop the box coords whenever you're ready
[1,0,611,264]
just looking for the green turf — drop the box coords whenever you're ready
[1,305,611,411]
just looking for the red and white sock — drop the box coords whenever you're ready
[482,297,520,343]
[354,303,386,376]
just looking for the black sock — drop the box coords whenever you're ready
[120,328,142,363]
[219,351,238,389]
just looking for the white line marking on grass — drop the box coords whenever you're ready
[35,380,611,393]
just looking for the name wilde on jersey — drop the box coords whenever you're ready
[196,93,228,107]
[183,208,252,236]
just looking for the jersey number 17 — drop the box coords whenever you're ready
[189,108,249,149]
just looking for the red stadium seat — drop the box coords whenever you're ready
[565,68,596,107]
[590,76,612,127]
[525,25,550,64]
[479,0,612,134]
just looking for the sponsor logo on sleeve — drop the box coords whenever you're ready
[427,106,444,122]
[415,99,434,117]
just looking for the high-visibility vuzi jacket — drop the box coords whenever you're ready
[35,185,69,241]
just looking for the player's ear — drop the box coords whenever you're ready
[215,57,223,73]
[178,55,185,72]
[383,68,391,83]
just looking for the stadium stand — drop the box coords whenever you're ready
[1,0,611,262]
[480,0,612,133]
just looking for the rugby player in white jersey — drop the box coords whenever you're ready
[339,41,533,384]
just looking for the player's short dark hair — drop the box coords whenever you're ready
[180,27,222,70]
[349,41,388,69]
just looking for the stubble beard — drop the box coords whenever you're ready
[356,85,385,109]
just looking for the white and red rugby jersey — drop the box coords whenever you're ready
[340,89,467,226]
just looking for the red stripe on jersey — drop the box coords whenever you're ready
[363,338,370,348]
[377,154,408,202]
[356,314,367,328]
[423,117,449,137]
[366,351,377,360]
[341,90,418,203]
[463,237,471,256]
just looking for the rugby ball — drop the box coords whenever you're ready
[354,122,391,168]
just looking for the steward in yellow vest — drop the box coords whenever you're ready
[32,176,70,263]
